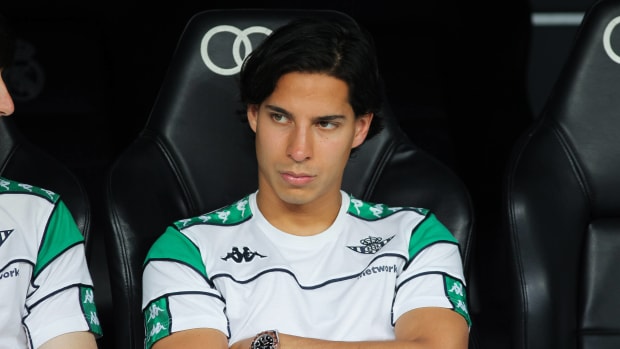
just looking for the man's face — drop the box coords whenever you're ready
[0,69,14,117]
[247,72,372,210]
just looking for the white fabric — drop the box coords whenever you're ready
[0,177,100,349]
[143,190,467,347]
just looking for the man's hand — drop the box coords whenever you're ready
[154,307,469,349]
[230,307,468,349]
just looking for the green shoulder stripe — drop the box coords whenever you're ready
[145,226,207,279]
[35,201,84,277]
[0,177,59,203]
[347,195,428,220]
[173,196,252,229]
[408,213,458,258]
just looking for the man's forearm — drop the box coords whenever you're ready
[230,332,468,349]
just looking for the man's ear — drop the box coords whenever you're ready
[352,113,373,148]
[247,104,259,133]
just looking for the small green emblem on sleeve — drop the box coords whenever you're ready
[80,286,102,336]
[145,298,171,349]
[444,275,471,327]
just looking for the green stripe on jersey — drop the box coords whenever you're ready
[81,285,103,336]
[173,196,252,229]
[444,275,471,326]
[144,297,171,349]
[408,213,458,258]
[145,226,207,278]
[35,201,84,277]
[0,177,59,203]
[347,195,430,221]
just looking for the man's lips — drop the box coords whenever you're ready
[280,171,315,186]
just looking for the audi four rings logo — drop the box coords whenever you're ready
[200,19,620,69]
[604,16,620,63]
[201,25,272,76]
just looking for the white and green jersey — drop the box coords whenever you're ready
[143,190,469,349]
[0,177,102,348]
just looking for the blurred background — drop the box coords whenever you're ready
[2,0,594,206]
[2,0,595,208]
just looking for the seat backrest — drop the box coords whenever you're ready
[503,0,620,348]
[0,116,91,236]
[1,35,115,348]
[0,115,115,345]
[103,9,475,349]
[0,115,117,342]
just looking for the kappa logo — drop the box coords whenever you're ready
[80,286,103,335]
[0,229,14,248]
[145,298,170,349]
[0,179,57,201]
[176,197,250,229]
[445,275,471,326]
[200,24,272,76]
[347,235,395,254]
[221,246,267,263]
[15,183,56,200]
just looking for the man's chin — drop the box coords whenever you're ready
[276,187,315,206]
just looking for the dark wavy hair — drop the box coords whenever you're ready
[239,15,384,142]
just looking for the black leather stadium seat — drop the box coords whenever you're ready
[503,0,620,348]
[0,115,114,348]
[103,9,476,349]
[0,116,90,236]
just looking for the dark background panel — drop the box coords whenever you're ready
[3,0,537,189]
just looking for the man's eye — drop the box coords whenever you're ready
[318,121,336,129]
[271,113,287,123]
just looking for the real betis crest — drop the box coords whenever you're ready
[347,235,395,254]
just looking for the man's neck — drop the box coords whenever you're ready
[256,190,342,236]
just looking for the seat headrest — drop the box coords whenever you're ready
[143,9,409,207]
[539,0,620,212]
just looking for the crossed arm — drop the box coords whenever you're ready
[39,331,99,349]
[152,307,469,349]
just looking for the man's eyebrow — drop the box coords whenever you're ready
[315,114,346,122]
[265,104,291,116]
[264,104,346,121]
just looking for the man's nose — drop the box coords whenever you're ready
[0,77,15,117]
[287,126,312,162]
